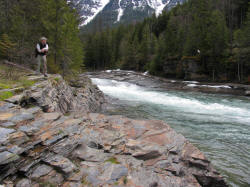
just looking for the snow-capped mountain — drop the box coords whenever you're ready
[69,0,186,26]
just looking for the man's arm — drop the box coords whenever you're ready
[36,44,42,52]
[44,44,49,51]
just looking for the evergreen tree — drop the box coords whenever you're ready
[207,10,229,80]
[0,34,16,60]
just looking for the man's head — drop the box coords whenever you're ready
[40,37,47,44]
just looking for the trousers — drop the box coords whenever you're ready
[37,55,47,75]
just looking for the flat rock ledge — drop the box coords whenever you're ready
[0,74,228,187]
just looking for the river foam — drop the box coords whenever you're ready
[92,78,250,125]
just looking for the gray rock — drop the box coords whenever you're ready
[85,167,102,186]
[0,146,7,152]
[64,124,82,135]
[0,127,16,143]
[19,159,41,173]
[104,164,128,183]
[52,137,80,157]
[1,122,15,127]
[15,178,32,187]
[19,125,39,135]
[9,113,34,123]
[31,120,45,128]
[5,94,23,104]
[31,164,53,178]
[133,150,162,161]
[25,107,41,114]
[43,153,76,174]
[0,127,16,136]
[73,144,109,162]
[42,112,61,121]
[8,145,24,154]
[0,102,15,112]
[7,131,29,145]
[42,133,67,146]
[0,151,19,165]
[63,182,82,187]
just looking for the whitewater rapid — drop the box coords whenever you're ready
[92,78,250,125]
[92,77,250,187]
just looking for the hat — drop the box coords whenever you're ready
[40,37,47,41]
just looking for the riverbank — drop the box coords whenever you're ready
[0,73,228,186]
[86,70,250,97]
[89,71,250,187]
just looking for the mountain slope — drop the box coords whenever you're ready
[69,0,186,26]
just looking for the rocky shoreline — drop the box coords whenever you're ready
[0,74,228,186]
[86,70,250,97]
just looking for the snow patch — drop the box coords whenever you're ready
[147,0,169,16]
[82,0,110,25]
[116,0,124,22]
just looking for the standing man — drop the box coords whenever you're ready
[36,37,49,77]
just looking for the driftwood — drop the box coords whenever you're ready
[2,60,35,73]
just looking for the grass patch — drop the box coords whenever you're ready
[114,181,119,185]
[21,79,36,88]
[0,78,36,90]
[54,77,60,82]
[0,83,12,90]
[38,181,56,187]
[0,91,13,101]
[0,63,36,90]
[58,129,64,135]
[105,157,120,164]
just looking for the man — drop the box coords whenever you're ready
[36,37,49,77]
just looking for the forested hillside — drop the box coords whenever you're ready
[0,0,84,75]
[82,0,250,82]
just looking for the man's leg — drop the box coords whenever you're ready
[36,56,41,74]
[42,55,47,76]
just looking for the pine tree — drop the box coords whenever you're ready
[207,10,229,80]
[0,34,16,60]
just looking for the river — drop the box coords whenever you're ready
[90,71,250,187]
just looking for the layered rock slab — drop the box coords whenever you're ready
[0,109,227,186]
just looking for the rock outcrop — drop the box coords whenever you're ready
[9,74,105,114]
[0,74,228,187]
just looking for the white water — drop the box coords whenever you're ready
[92,78,250,125]
[92,78,250,187]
